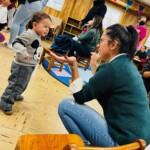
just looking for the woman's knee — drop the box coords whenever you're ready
[58,98,75,116]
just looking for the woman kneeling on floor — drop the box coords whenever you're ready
[50,24,150,147]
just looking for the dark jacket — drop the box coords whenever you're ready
[10,0,40,5]
[142,58,150,93]
[81,0,107,25]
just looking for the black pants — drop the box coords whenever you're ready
[68,41,91,58]
[0,23,7,31]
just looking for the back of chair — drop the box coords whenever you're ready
[64,139,146,150]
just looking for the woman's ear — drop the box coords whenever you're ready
[111,40,119,51]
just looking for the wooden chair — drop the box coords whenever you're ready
[15,134,84,150]
[65,139,146,150]
[76,56,91,71]
[39,47,65,72]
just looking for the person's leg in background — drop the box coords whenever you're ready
[68,42,91,57]
[58,98,118,146]
[3,0,42,48]
[18,0,42,35]
[7,7,16,31]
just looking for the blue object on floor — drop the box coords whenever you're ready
[42,60,93,86]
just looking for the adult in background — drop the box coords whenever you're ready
[134,45,147,70]
[135,16,147,50]
[80,0,107,26]
[1,0,42,49]
[49,24,150,147]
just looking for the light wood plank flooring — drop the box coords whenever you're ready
[0,30,103,150]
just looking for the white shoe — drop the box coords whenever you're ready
[2,41,12,49]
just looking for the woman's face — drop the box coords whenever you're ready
[141,46,146,52]
[97,31,112,61]
[89,19,95,26]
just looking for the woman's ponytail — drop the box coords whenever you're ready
[126,25,138,59]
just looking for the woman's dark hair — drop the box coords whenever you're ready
[106,24,138,59]
[90,16,103,33]
[28,11,52,29]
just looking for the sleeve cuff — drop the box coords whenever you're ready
[69,77,84,95]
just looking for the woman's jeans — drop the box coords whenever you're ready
[9,0,42,44]
[58,98,118,146]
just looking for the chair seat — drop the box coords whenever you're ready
[39,47,65,72]
[15,134,84,150]
[77,55,91,71]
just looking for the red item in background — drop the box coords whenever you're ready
[83,27,88,32]
[0,32,5,42]
[141,59,146,67]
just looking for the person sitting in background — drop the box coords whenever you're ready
[51,16,102,58]
[134,16,147,50]
[142,56,150,94]
[49,24,150,147]
[134,46,147,70]
[80,0,107,26]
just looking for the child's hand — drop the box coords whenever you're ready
[24,56,32,60]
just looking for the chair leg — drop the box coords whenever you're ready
[84,62,89,71]
[47,56,55,71]
[59,62,64,72]
[39,48,46,64]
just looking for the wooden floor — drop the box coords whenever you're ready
[0,30,103,150]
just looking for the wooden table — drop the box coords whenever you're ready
[15,134,84,150]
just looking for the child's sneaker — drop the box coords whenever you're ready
[15,95,24,101]
[2,41,12,49]
[0,102,13,115]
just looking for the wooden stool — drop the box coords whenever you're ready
[76,56,91,71]
[15,134,84,150]
[39,47,65,72]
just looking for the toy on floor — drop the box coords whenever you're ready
[0,32,5,42]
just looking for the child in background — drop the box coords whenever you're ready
[0,11,51,115]
[6,1,16,32]
[0,5,7,30]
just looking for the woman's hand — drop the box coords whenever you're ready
[49,51,77,66]
[90,52,100,75]
[90,52,100,66]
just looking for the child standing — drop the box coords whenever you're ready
[0,11,51,115]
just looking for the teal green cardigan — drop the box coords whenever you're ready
[74,54,150,145]
[77,29,100,52]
